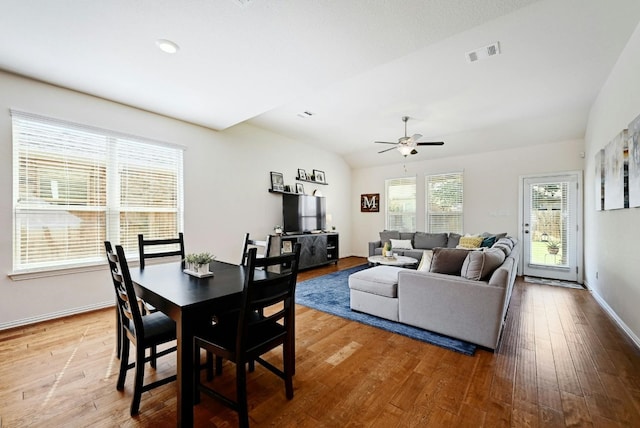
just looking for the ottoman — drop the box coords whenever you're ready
[348,266,404,321]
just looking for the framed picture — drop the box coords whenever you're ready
[270,171,284,192]
[297,169,307,180]
[361,193,380,212]
[282,240,293,253]
[313,169,326,184]
[296,183,304,194]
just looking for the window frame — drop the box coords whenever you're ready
[11,110,184,276]
[425,171,464,234]
[385,176,417,232]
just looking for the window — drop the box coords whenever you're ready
[425,172,463,234]
[12,110,184,272]
[385,177,416,232]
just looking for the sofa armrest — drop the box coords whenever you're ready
[397,270,506,349]
[368,240,382,256]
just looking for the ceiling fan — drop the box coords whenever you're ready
[375,116,444,157]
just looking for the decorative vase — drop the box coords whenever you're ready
[548,248,559,255]
[196,263,209,274]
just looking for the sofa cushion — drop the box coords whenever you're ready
[429,247,470,275]
[399,232,415,242]
[414,232,448,249]
[390,239,413,250]
[380,230,400,246]
[460,248,506,280]
[447,233,461,248]
[482,232,508,240]
[416,250,433,271]
[458,235,483,249]
[348,266,403,298]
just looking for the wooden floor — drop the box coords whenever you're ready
[1,257,639,427]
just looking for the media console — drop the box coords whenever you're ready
[269,232,339,272]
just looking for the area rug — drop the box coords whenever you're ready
[524,276,585,290]
[295,265,476,356]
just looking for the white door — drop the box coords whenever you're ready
[521,172,582,282]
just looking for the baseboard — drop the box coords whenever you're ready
[0,301,114,331]
[584,280,640,350]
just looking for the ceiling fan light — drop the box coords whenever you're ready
[398,145,412,156]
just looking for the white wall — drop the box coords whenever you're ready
[350,139,585,256]
[584,22,640,344]
[0,71,352,329]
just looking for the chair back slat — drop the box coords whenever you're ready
[240,233,272,266]
[138,233,185,268]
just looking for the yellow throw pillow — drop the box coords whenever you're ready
[458,235,483,249]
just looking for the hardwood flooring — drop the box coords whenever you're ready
[1,257,639,427]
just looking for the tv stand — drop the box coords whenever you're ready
[269,232,339,272]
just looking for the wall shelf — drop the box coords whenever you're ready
[296,177,328,185]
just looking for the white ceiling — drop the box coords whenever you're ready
[2,0,639,168]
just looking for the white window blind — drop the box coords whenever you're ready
[425,172,463,234]
[12,110,184,272]
[385,177,416,232]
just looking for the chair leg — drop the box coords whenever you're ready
[236,360,249,428]
[206,351,214,381]
[117,338,130,390]
[150,345,157,369]
[283,340,294,400]
[130,345,146,415]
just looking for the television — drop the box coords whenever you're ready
[282,194,326,233]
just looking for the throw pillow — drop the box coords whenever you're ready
[447,233,461,248]
[491,243,511,257]
[379,230,400,246]
[414,232,448,249]
[482,232,508,240]
[460,248,506,281]
[390,239,413,250]
[429,247,470,275]
[458,235,483,249]
[416,250,433,271]
[480,236,496,247]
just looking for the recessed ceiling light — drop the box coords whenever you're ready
[156,39,179,54]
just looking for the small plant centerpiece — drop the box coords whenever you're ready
[274,225,283,235]
[546,240,560,255]
[184,252,215,275]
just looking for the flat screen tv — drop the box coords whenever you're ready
[282,194,326,233]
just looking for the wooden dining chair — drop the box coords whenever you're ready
[104,241,178,416]
[240,233,271,266]
[193,244,301,428]
[138,232,185,268]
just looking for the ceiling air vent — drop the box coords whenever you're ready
[466,42,501,63]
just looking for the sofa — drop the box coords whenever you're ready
[368,230,506,264]
[352,235,519,350]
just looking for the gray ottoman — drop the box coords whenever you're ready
[348,266,404,321]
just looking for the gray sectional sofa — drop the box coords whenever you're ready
[352,235,519,350]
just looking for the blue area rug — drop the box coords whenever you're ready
[295,265,476,356]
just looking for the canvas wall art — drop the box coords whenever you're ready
[595,149,604,211]
[604,129,627,210]
[628,113,640,208]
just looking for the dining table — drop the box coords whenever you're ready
[129,260,269,427]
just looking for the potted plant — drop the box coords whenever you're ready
[546,240,560,255]
[185,252,215,274]
[274,225,283,235]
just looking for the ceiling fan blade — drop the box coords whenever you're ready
[415,141,444,146]
[409,133,422,142]
[378,146,398,154]
[374,141,397,145]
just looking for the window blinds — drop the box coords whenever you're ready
[386,177,416,232]
[12,110,184,272]
[425,172,463,234]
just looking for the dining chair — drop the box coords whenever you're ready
[240,233,271,266]
[104,241,178,416]
[138,232,186,268]
[193,244,301,428]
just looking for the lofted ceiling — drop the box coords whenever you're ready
[1,0,639,168]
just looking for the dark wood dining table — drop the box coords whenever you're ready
[129,260,268,427]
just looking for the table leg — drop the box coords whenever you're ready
[176,312,194,427]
